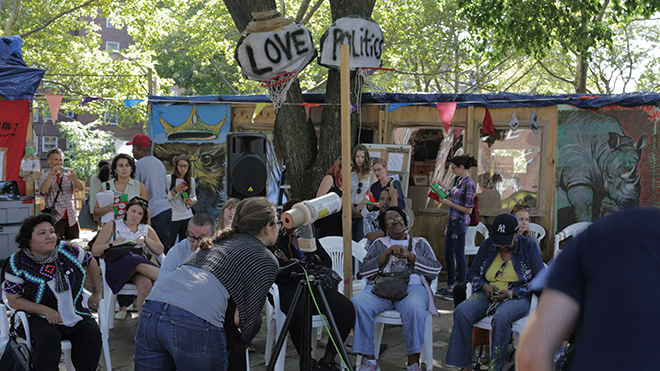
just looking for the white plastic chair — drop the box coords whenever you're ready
[465,222,489,256]
[263,282,329,371]
[99,253,164,370]
[2,289,102,371]
[553,222,592,258]
[357,278,438,370]
[466,282,539,362]
[319,236,366,295]
[528,223,546,243]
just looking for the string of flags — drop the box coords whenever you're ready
[41,94,146,123]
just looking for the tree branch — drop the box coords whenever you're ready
[295,0,312,22]
[209,57,239,94]
[503,61,540,91]
[536,59,575,84]
[3,0,22,36]
[301,0,325,25]
[20,0,98,38]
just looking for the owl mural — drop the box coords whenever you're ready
[150,104,230,221]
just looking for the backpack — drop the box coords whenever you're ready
[469,195,480,226]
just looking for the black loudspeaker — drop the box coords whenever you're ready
[226,132,268,199]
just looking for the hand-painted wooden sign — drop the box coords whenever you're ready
[235,21,317,82]
[318,16,384,70]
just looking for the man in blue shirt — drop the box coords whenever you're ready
[156,213,215,282]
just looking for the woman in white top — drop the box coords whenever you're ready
[92,197,163,317]
[92,154,148,221]
[167,155,197,248]
[350,144,376,241]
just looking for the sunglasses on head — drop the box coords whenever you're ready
[512,204,530,211]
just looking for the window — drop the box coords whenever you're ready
[42,136,58,153]
[477,127,543,212]
[104,112,119,125]
[65,137,74,150]
[65,111,75,119]
[32,108,39,123]
[106,18,116,29]
[106,41,120,52]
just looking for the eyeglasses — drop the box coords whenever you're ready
[187,233,205,242]
[373,167,385,173]
[357,182,363,194]
[385,216,403,226]
[495,261,509,278]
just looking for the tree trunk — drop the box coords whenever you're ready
[3,0,23,36]
[575,53,588,93]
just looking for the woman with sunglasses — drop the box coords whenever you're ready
[445,213,545,371]
[167,155,197,249]
[352,207,442,371]
[350,144,377,241]
[92,197,164,319]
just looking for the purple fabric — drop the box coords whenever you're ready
[104,253,156,293]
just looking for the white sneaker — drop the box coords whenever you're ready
[357,361,380,371]
[114,310,127,320]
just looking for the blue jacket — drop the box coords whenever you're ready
[468,235,545,298]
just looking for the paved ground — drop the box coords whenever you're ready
[98,292,466,371]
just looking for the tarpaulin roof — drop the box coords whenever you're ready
[0,36,45,100]
[148,92,660,109]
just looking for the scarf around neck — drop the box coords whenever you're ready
[24,247,69,293]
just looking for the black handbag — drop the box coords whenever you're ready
[0,335,32,371]
[371,236,413,301]
[41,179,62,219]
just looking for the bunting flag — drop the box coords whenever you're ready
[436,102,457,133]
[45,94,63,123]
[252,102,270,122]
[386,103,411,112]
[509,113,519,131]
[482,108,495,135]
[81,97,102,106]
[530,110,538,134]
[300,102,321,121]
[124,99,144,107]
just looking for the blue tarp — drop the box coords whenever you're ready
[0,36,45,100]
[148,92,660,109]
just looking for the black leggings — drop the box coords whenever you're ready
[168,218,190,251]
[279,284,355,358]
[28,316,101,371]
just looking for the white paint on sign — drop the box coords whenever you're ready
[318,16,384,70]
[235,21,317,82]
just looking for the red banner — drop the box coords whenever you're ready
[0,100,30,195]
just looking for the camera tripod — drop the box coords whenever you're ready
[266,264,355,371]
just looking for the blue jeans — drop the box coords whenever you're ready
[352,284,429,356]
[151,209,172,251]
[134,301,228,371]
[445,291,531,371]
[445,219,467,287]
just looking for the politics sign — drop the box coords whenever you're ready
[318,16,384,70]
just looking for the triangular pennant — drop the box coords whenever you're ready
[530,111,538,134]
[124,99,144,107]
[436,102,457,133]
[482,108,495,136]
[509,113,519,131]
[386,103,411,112]
[45,94,63,123]
[252,102,270,122]
[81,97,102,106]
[300,103,321,121]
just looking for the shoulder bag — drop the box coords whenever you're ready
[371,236,414,301]
[41,179,61,218]
[101,221,148,261]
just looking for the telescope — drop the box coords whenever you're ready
[280,193,341,252]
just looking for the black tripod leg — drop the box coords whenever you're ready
[267,281,309,371]
[313,283,355,371]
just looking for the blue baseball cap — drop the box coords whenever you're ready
[490,213,519,245]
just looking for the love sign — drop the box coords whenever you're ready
[235,21,317,82]
[318,16,384,70]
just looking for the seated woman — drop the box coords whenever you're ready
[445,213,545,371]
[91,197,163,317]
[2,214,103,371]
[270,199,355,371]
[352,207,442,371]
[510,204,540,248]
[133,197,279,370]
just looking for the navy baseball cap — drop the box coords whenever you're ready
[490,213,519,245]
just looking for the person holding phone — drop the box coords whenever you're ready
[38,148,84,240]
[167,155,197,250]
[445,213,545,371]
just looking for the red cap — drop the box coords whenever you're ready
[127,134,152,147]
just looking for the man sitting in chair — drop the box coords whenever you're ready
[156,213,215,282]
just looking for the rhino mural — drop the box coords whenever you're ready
[556,110,647,224]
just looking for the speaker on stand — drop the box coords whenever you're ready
[226,132,268,199]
